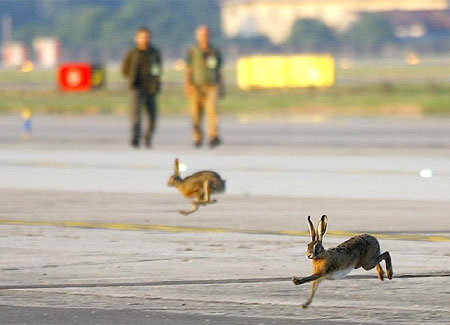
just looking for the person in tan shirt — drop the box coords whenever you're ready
[185,26,223,148]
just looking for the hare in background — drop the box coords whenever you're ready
[292,215,393,308]
[167,158,226,215]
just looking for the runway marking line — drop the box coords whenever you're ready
[0,219,448,242]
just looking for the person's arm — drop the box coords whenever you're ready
[153,49,163,93]
[157,50,162,76]
[121,50,131,78]
[217,49,225,98]
[184,49,194,97]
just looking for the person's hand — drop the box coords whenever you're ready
[184,83,194,98]
[219,84,226,98]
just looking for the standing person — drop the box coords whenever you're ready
[185,25,223,148]
[122,27,162,148]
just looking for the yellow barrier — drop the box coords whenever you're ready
[237,55,335,89]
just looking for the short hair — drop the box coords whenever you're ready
[196,25,209,35]
[136,26,151,35]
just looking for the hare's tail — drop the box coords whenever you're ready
[213,178,226,193]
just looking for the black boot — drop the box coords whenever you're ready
[209,137,221,148]
[144,137,152,149]
[194,139,203,148]
[131,139,139,148]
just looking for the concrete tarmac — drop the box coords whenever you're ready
[0,115,449,324]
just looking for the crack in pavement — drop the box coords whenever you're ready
[1,219,449,242]
[0,257,188,272]
[1,272,449,291]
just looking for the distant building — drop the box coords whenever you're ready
[33,37,60,68]
[383,9,450,38]
[221,0,450,43]
[1,42,27,67]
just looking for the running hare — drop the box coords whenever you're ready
[292,215,393,308]
[167,158,226,215]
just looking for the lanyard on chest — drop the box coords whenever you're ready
[194,48,218,70]
[135,50,160,77]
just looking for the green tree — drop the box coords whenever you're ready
[5,0,222,60]
[100,0,221,58]
[285,18,336,52]
[54,6,109,51]
[225,35,275,55]
[341,13,396,53]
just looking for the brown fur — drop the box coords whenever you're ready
[168,159,225,215]
[292,215,393,308]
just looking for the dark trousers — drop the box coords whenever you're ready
[130,89,157,145]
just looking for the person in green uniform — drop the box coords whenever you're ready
[122,27,162,148]
[185,25,223,148]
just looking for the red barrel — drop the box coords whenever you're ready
[58,63,92,91]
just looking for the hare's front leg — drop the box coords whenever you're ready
[292,275,322,308]
[302,280,321,309]
[292,274,321,285]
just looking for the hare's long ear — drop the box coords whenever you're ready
[317,215,328,242]
[307,216,316,241]
[174,158,180,176]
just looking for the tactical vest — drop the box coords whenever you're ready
[188,46,221,86]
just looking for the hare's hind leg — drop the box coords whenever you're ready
[377,251,393,280]
[202,180,216,204]
[376,263,385,281]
